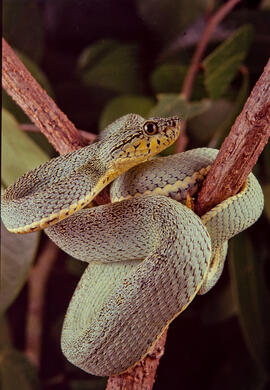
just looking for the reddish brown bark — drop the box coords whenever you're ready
[196,58,270,216]
[2,38,88,154]
[106,330,168,390]
[25,241,59,368]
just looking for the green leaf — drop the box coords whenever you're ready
[203,25,254,99]
[151,64,187,93]
[78,40,144,94]
[186,99,212,120]
[151,63,206,100]
[188,99,234,144]
[24,132,56,159]
[0,221,40,315]
[206,68,249,148]
[149,93,211,119]
[0,347,40,390]
[2,109,49,187]
[3,0,44,63]
[229,234,270,373]
[2,91,30,124]
[99,95,155,130]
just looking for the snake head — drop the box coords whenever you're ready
[107,114,181,174]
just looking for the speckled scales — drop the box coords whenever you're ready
[2,114,180,232]
[1,113,264,377]
[48,196,211,376]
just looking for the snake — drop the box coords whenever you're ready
[1,114,264,376]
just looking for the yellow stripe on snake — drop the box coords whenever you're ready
[1,114,264,376]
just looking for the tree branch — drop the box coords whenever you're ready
[196,58,270,215]
[19,123,97,144]
[25,240,59,368]
[2,38,88,154]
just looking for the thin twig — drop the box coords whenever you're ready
[181,0,241,100]
[176,0,241,152]
[25,240,59,368]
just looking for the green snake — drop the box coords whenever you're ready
[1,114,264,376]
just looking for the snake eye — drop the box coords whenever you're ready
[143,121,158,135]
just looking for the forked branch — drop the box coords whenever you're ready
[2,38,269,390]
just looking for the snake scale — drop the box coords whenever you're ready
[1,114,264,376]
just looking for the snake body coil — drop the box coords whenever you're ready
[1,114,264,376]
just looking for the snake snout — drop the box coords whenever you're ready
[164,116,181,135]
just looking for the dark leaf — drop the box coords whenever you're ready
[203,25,254,99]
[78,40,145,94]
[99,95,155,130]
[188,99,233,144]
[0,221,40,315]
[149,93,211,119]
[229,234,270,374]
[2,109,49,187]
[0,347,40,390]
[151,63,206,100]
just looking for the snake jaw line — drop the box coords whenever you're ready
[108,117,181,175]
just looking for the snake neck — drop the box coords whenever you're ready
[97,135,160,182]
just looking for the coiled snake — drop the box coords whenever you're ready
[1,114,264,376]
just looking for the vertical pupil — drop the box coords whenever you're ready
[148,124,154,132]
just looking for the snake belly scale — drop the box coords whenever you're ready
[1,114,264,376]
